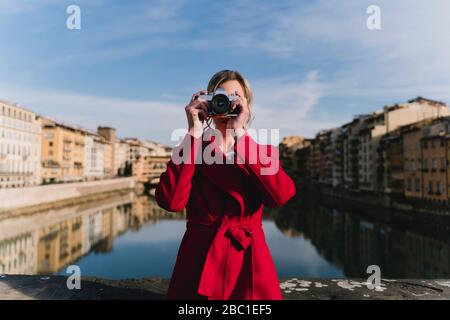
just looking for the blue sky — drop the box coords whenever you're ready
[1,0,450,145]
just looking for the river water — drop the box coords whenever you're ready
[1,191,449,279]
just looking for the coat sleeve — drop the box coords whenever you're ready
[155,133,202,212]
[234,132,296,208]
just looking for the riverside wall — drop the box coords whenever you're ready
[0,177,136,219]
[1,275,450,300]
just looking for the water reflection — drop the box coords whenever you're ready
[269,193,450,279]
[0,192,184,275]
[1,191,449,279]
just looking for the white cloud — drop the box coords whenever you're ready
[209,0,450,106]
[251,70,336,139]
[248,0,450,102]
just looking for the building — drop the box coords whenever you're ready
[142,139,171,156]
[403,124,424,199]
[114,138,130,176]
[40,117,86,183]
[343,97,449,192]
[124,138,149,162]
[420,119,450,202]
[342,115,371,191]
[279,135,311,178]
[102,141,113,177]
[377,130,404,194]
[97,127,116,178]
[0,100,41,188]
[132,155,170,186]
[84,132,105,180]
[296,141,313,180]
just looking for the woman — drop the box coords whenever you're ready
[155,70,296,300]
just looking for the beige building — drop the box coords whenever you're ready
[0,100,41,188]
[102,141,113,177]
[40,117,86,183]
[132,155,170,186]
[114,139,130,176]
[125,138,151,162]
[98,127,116,177]
[347,97,449,192]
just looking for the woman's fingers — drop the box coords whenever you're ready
[233,91,249,115]
[191,90,208,103]
[193,103,208,121]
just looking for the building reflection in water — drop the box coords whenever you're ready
[268,193,450,279]
[0,192,185,275]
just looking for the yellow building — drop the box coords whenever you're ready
[39,117,86,183]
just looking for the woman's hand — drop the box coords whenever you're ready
[185,90,209,138]
[226,91,249,139]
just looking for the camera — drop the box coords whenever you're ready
[200,88,239,117]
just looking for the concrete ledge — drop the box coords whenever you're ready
[1,275,450,300]
[0,177,135,219]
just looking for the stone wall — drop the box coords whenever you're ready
[0,177,135,215]
[1,275,450,300]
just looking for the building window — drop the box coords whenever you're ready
[436,181,441,194]
[407,178,412,191]
[415,178,420,192]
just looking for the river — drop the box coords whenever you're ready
[1,191,449,279]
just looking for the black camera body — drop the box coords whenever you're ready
[200,89,239,117]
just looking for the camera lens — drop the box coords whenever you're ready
[210,94,230,115]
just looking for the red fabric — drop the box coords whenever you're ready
[155,131,296,300]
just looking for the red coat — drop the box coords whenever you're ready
[155,130,296,300]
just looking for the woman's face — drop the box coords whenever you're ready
[212,80,245,128]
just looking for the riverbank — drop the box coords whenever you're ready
[1,275,450,300]
[0,177,136,220]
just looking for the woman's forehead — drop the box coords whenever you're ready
[218,80,244,94]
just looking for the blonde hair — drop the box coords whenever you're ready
[206,70,254,128]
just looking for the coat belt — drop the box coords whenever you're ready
[187,216,262,299]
